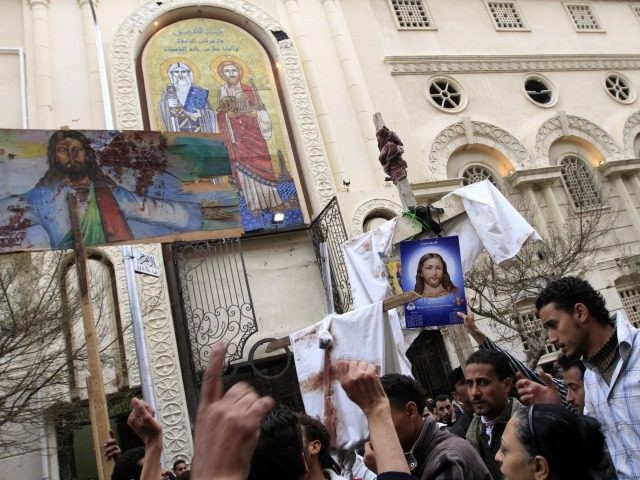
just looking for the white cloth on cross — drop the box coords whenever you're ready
[449,179,542,267]
[289,300,412,451]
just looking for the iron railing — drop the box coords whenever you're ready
[309,197,353,313]
[172,239,258,384]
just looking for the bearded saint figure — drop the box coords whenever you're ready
[216,60,285,214]
[159,62,217,133]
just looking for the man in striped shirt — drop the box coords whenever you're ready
[532,277,640,479]
[472,277,638,479]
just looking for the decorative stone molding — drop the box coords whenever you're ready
[411,178,462,204]
[506,166,563,189]
[105,244,192,464]
[428,120,530,180]
[27,0,50,7]
[277,40,336,207]
[110,0,336,209]
[351,198,403,236]
[135,243,193,466]
[384,54,640,75]
[535,114,623,165]
[598,158,640,178]
[622,111,640,158]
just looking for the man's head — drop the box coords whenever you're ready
[248,407,307,480]
[434,394,453,424]
[111,446,144,480]
[448,366,471,408]
[38,130,114,188]
[414,253,455,294]
[218,61,243,86]
[173,459,187,476]
[380,374,426,450]
[45,130,96,181]
[168,62,193,91]
[557,355,586,413]
[465,350,512,420]
[297,413,337,473]
[535,277,610,358]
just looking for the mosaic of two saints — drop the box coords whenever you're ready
[157,58,296,228]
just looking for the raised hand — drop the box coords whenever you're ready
[515,371,562,406]
[191,343,275,480]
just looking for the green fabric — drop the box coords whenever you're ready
[60,187,106,248]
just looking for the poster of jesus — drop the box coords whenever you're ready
[399,236,466,328]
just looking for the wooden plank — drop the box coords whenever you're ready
[68,194,114,480]
[106,227,244,246]
[264,291,421,353]
[86,376,105,480]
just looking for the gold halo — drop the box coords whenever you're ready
[160,57,201,85]
[211,55,251,85]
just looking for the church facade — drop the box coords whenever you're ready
[0,1,639,478]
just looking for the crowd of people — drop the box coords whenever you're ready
[107,276,638,480]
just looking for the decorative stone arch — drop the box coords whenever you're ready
[535,114,623,165]
[622,111,640,158]
[110,0,336,209]
[428,120,530,180]
[351,198,403,236]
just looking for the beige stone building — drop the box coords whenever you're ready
[0,0,639,478]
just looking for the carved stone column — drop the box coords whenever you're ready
[77,0,105,127]
[28,0,54,128]
[613,176,640,236]
[277,39,337,212]
[282,0,346,186]
[541,182,564,231]
[599,159,640,237]
[115,244,193,466]
[630,175,640,202]
[321,0,382,182]
[521,185,548,238]
[507,166,563,236]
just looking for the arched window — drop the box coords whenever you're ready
[61,252,128,398]
[616,281,640,329]
[462,164,500,188]
[363,210,396,232]
[559,155,600,209]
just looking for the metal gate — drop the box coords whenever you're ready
[171,239,258,387]
[309,197,353,313]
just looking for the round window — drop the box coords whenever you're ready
[604,73,636,104]
[462,165,499,188]
[426,76,466,112]
[523,74,557,107]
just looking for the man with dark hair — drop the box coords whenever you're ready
[297,413,346,480]
[447,367,474,438]
[433,394,454,426]
[112,446,145,480]
[248,407,307,480]
[376,373,490,480]
[529,276,640,479]
[557,355,586,414]
[172,459,187,477]
[464,350,521,479]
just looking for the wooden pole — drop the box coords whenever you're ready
[86,375,106,480]
[68,193,113,480]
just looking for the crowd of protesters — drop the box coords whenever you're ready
[107,276,638,480]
